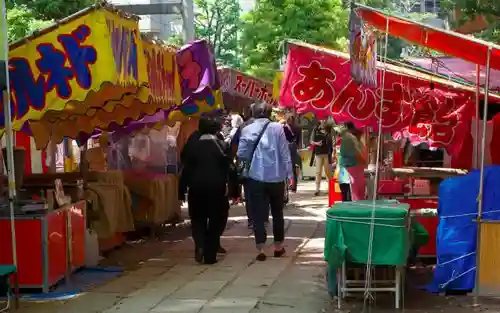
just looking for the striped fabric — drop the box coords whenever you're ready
[1,132,48,175]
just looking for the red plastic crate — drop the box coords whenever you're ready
[398,198,438,257]
[378,180,405,195]
[328,178,343,207]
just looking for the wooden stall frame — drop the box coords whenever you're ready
[477,220,500,296]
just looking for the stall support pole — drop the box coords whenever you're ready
[474,64,481,169]
[474,47,492,306]
[0,0,19,306]
[363,15,390,312]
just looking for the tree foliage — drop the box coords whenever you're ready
[442,0,500,21]
[6,5,53,43]
[194,0,241,68]
[6,0,93,20]
[441,0,500,43]
[165,34,185,47]
[240,0,349,81]
[5,0,91,43]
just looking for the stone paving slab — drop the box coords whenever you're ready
[150,298,206,313]
[201,297,259,311]
[169,280,229,300]
[58,292,124,313]
[95,275,150,295]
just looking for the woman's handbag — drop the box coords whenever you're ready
[237,121,271,182]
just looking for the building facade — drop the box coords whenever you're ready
[110,0,193,40]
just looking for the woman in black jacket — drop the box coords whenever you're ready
[310,121,334,196]
[179,116,232,264]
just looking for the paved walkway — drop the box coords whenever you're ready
[16,181,332,313]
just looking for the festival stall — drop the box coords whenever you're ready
[279,39,497,196]
[355,3,500,300]
[279,28,500,306]
[0,3,189,291]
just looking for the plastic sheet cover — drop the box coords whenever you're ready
[107,123,180,174]
[428,166,500,292]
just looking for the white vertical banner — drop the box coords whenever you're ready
[349,5,378,88]
[1,0,20,271]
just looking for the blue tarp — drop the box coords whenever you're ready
[428,166,500,293]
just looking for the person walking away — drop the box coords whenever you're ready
[311,121,333,196]
[226,114,244,204]
[226,114,244,144]
[179,116,232,264]
[339,122,367,201]
[231,107,262,229]
[283,115,301,192]
[237,102,293,261]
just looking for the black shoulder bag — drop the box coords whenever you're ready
[237,121,271,182]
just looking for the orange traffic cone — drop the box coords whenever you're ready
[329,178,343,207]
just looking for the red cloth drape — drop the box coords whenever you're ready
[14,132,48,175]
[451,120,473,170]
[491,114,500,165]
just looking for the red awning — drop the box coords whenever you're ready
[407,57,500,91]
[355,4,500,71]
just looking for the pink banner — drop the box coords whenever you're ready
[279,43,477,155]
[219,68,277,106]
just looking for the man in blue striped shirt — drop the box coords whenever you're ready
[237,102,293,261]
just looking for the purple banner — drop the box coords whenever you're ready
[176,40,220,115]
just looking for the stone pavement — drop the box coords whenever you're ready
[15,181,332,313]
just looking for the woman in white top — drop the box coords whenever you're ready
[227,113,244,204]
[225,114,244,144]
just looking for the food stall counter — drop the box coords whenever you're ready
[0,201,86,292]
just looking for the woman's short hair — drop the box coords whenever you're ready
[251,102,272,119]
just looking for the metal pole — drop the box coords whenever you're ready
[474,46,492,306]
[474,64,481,169]
[363,15,390,313]
[181,0,195,42]
[0,0,18,272]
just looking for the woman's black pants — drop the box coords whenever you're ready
[188,187,228,263]
[288,142,300,191]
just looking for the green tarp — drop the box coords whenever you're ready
[325,200,411,268]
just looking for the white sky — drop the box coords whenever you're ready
[239,0,255,12]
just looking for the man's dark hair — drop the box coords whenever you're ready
[344,121,356,131]
[251,101,272,119]
[199,116,221,135]
[247,103,255,118]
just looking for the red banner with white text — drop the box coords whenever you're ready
[279,43,477,155]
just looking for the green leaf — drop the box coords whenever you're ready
[194,0,242,68]
[240,0,349,76]
[7,5,53,43]
[8,0,93,20]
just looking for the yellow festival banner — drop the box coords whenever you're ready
[0,7,148,144]
[143,40,181,108]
